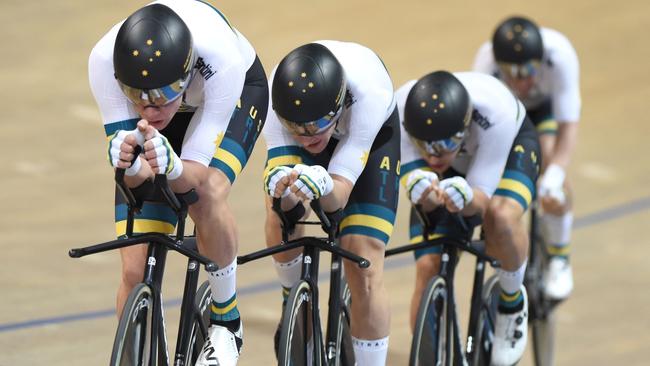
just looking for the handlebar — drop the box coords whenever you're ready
[239,197,369,269]
[386,205,500,268]
[271,197,338,239]
[70,154,210,269]
[69,234,217,272]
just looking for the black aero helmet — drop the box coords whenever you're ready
[403,71,472,157]
[113,4,195,106]
[492,16,543,64]
[272,43,346,136]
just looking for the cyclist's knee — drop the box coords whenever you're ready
[341,235,385,292]
[121,262,144,289]
[191,169,232,220]
[199,169,232,202]
[485,197,523,234]
[120,245,146,288]
[415,254,441,285]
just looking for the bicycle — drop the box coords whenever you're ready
[524,202,562,366]
[69,168,215,366]
[237,198,370,366]
[385,206,501,366]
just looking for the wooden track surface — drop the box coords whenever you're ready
[1,0,649,364]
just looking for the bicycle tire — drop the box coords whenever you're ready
[531,311,557,366]
[111,283,154,366]
[529,237,557,366]
[470,275,500,366]
[182,280,212,365]
[333,281,354,366]
[409,275,448,366]
[278,280,321,366]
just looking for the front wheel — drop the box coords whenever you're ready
[409,276,449,366]
[182,280,212,365]
[531,312,557,366]
[111,283,154,366]
[333,282,354,366]
[470,275,500,366]
[526,225,558,366]
[278,280,321,366]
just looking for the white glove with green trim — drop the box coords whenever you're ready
[405,169,439,204]
[108,128,145,176]
[145,130,183,180]
[439,176,473,210]
[292,164,334,200]
[265,166,293,198]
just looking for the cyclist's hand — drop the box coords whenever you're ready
[539,163,566,205]
[140,120,183,180]
[439,176,473,212]
[291,164,334,200]
[265,166,294,198]
[108,128,145,176]
[405,169,439,204]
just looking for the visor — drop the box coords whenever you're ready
[278,105,343,136]
[118,70,193,107]
[410,104,472,157]
[498,60,542,79]
[411,130,466,157]
[277,82,346,136]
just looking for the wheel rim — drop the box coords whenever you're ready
[111,284,153,366]
[411,278,447,366]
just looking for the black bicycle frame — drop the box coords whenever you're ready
[69,171,216,366]
[385,207,500,366]
[237,198,369,364]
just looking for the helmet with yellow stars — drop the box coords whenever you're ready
[271,43,346,136]
[113,4,195,107]
[403,71,472,157]
[492,16,544,79]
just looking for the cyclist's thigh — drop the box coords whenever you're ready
[527,99,556,166]
[209,56,269,184]
[493,116,541,213]
[339,107,401,248]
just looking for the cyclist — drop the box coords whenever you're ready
[88,1,268,364]
[397,71,540,365]
[263,41,400,365]
[473,16,581,300]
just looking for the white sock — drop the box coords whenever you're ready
[207,258,237,303]
[273,254,303,288]
[540,211,573,247]
[352,336,389,366]
[497,261,527,294]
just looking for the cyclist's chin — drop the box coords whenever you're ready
[426,157,453,174]
[149,119,172,131]
[297,136,329,154]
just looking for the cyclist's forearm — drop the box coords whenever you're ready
[168,160,209,193]
[320,175,354,212]
[550,122,578,170]
[123,158,154,188]
[462,188,489,217]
